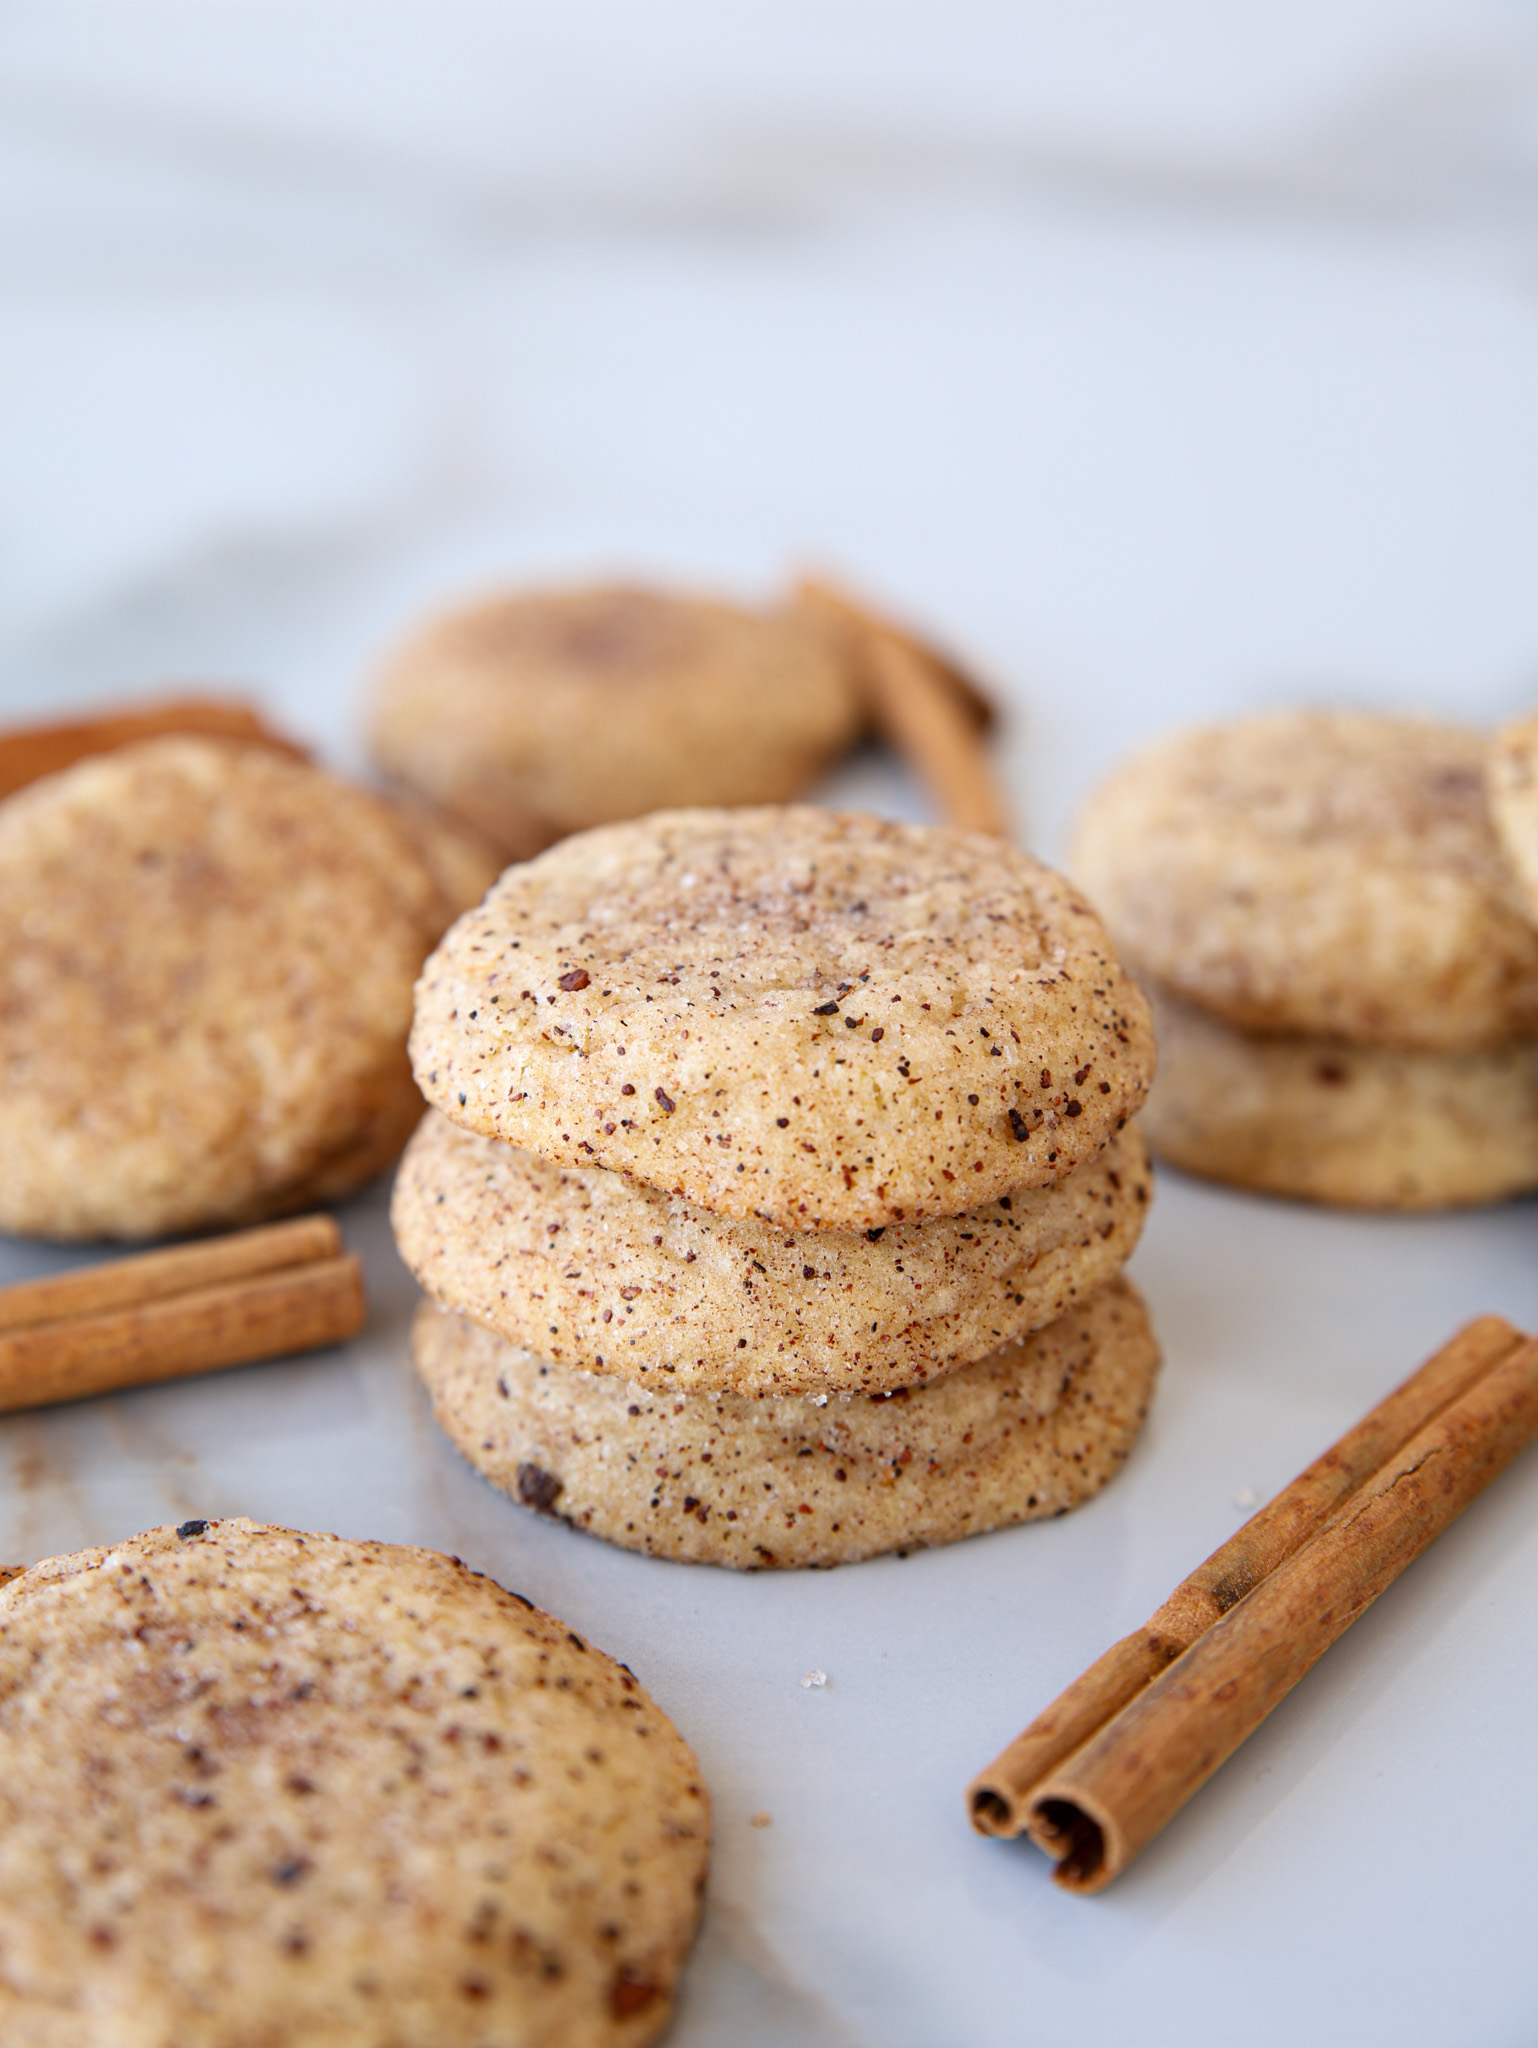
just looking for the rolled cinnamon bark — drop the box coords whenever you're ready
[794,575,1011,837]
[0,1256,365,1413]
[0,697,305,801]
[969,1313,1524,1840]
[0,1216,342,1335]
[1028,1330,1538,1890]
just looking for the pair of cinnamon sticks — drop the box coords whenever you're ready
[969,1313,1538,1891]
[0,1218,365,1415]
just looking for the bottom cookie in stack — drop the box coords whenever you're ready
[1139,984,1538,1210]
[412,1278,1158,1569]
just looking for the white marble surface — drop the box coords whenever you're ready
[3,6,1538,2042]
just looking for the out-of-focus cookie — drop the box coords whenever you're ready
[370,585,864,857]
[412,1278,1158,1569]
[1488,707,1538,926]
[411,807,1155,1230]
[1140,981,1538,1209]
[0,737,477,1241]
[1072,712,1538,1052]
[393,1109,1152,1395]
[0,1519,708,2048]
[387,792,504,921]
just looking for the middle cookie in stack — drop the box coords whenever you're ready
[397,806,1160,1567]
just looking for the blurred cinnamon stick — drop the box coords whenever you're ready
[794,576,1011,838]
[0,1217,364,1413]
[0,697,306,802]
[969,1314,1538,1891]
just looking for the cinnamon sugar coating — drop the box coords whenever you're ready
[0,737,490,1241]
[412,1278,1158,1568]
[370,585,862,857]
[393,1109,1151,1395]
[411,807,1154,1231]
[0,1521,708,2047]
[1073,713,1538,1052]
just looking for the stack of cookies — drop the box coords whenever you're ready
[395,807,1160,1568]
[1073,711,1538,1209]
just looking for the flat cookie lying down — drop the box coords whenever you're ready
[370,584,864,856]
[0,1520,708,2048]
[412,1278,1159,1568]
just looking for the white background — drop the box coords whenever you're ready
[3,6,1538,2042]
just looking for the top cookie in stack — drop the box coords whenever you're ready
[1073,711,1538,1209]
[399,807,1160,1568]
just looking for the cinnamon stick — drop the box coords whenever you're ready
[969,1315,1538,1891]
[0,1220,365,1412]
[794,576,1012,838]
[0,1216,342,1335]
[0,697,306,802]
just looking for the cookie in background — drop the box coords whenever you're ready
[367,574,1011,853]
[0,728,500,1241]
[1487,705,1538,925]
[1071,710,1538,1209]
[369,584,867,858]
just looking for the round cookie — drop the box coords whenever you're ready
[412,1278,1159,1569]
[370,585,864,857]
[0,1519,708,2048]
[1072,712,1538,1052]
[0,737,479,1241]
[1139,982,1538,1209]
[394,1109,1152,1395]
[1487,707,1538,925]
[411,807,1155,1230]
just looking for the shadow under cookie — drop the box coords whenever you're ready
[411,1278,1159,1569]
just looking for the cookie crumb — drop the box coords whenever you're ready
[750,1811,773,1828]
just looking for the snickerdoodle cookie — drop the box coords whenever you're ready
[1073,712,1538,1052]
[1137,982,1538,1209]
[1488,707,1538,926]
[0,1519,708,2048]
[393,1109,1152,1395]
[0,737,487,1241]
[370,585,863,858]
[412,1277,1158,1569]
[411,807,1155,1231]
